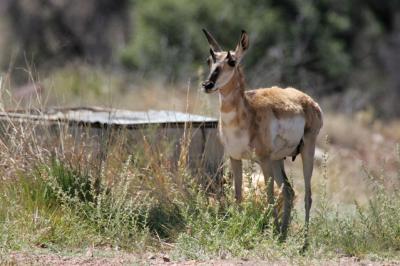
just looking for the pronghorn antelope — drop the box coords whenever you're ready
[201,29,323,240]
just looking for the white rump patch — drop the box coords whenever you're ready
[270,116,305,159]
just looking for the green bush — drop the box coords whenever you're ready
[174,195,277,260]
[120,0,386,95]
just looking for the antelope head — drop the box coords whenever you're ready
[201,29,249,93]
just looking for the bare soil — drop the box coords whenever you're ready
[3,250,400,265]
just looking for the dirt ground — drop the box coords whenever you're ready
[3,250,400,265]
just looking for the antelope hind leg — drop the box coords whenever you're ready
[301,133,317,249]
[271,159,295,241]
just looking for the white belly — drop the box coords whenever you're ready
[220,127,251,160]
[270,116,305,160]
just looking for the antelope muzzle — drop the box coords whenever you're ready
[202,80,215,93]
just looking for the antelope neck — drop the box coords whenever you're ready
[219,67,248,115]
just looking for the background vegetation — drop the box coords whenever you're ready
[1,0,400,117]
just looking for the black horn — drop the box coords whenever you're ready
[202,29,222,52]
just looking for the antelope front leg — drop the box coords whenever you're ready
[230,158,243,202]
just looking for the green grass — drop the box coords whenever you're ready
[311,165,400,258]
[0,119,400,263]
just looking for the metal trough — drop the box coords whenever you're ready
[0,107,225,185]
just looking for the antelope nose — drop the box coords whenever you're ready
[202,80,215,90]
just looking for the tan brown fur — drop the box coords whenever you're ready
[218,69,323,159]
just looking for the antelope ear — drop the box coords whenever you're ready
[235,30,249,61]
[202,29,222,52]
